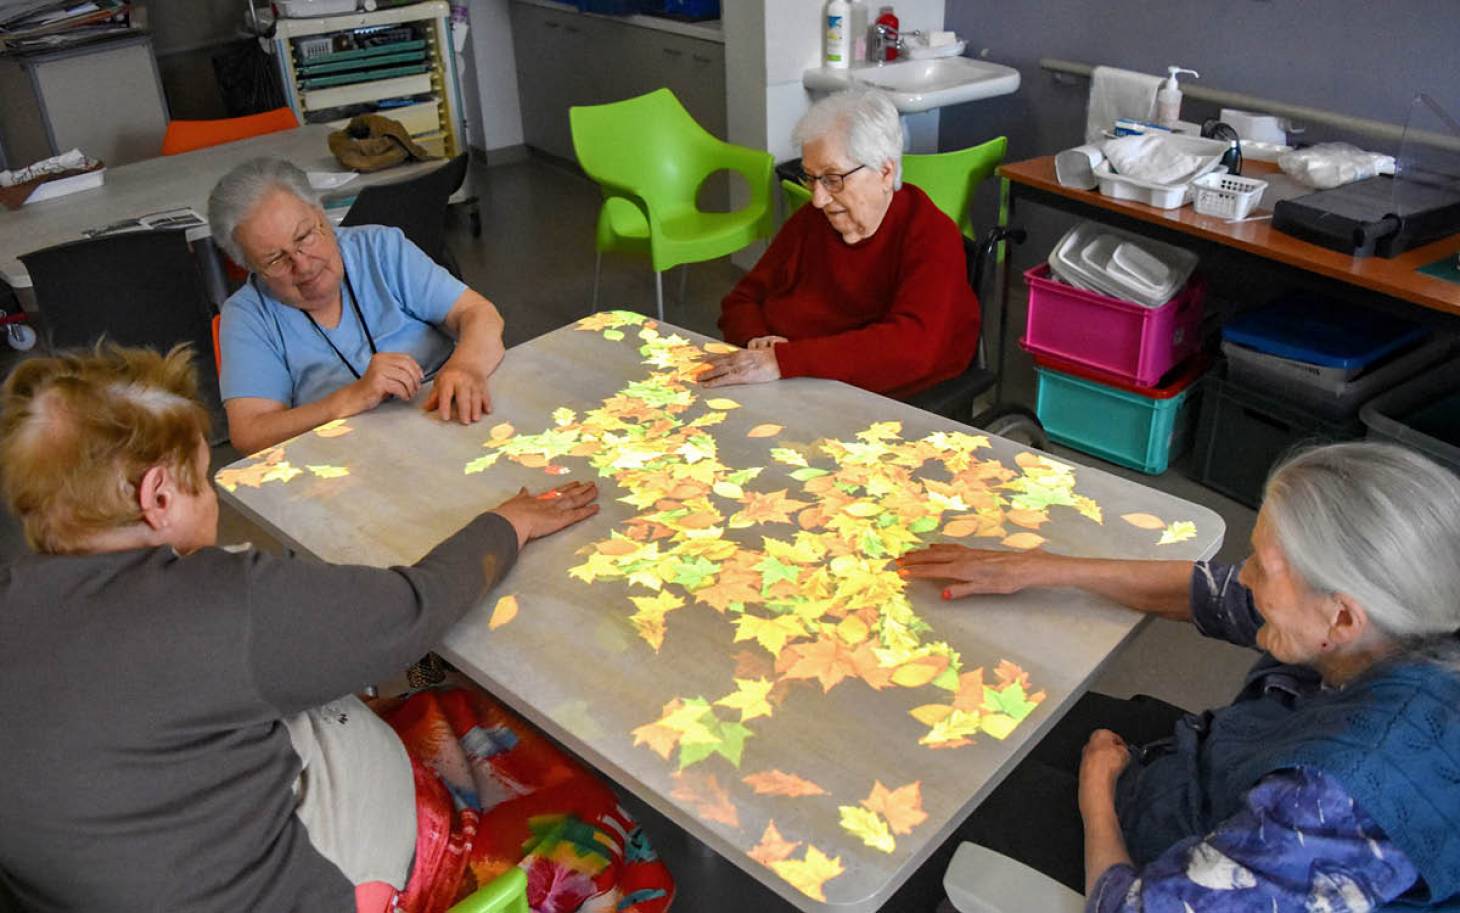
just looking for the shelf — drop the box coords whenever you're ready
[301,72,434,110]
[297,46,427,75]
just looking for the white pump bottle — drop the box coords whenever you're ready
[1156,67,1199,127]
[824,0,852,68]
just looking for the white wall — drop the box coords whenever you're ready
[467,0,524,151]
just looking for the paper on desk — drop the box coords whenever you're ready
[308,171,358,191]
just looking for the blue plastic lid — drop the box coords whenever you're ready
[1221,294,1429,370]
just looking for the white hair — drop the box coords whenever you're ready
[793,89,904,188]
[1263,442,1460,654]
[207,157,319,265]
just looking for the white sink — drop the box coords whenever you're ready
[802,57,1021,113]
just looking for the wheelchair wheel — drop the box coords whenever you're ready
[976,405,1048,450]
[7,323,36,351]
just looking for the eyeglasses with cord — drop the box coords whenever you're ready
[256,220,329,278]
[797,164,867,193]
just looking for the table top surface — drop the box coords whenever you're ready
[0,124,445,288]
[1000,156,1460,318]
[217,313,1225,912]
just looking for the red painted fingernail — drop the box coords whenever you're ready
[942,588,952,600]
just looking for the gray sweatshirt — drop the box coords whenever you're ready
[0,511,519,912]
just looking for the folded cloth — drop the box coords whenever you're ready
[1102,134,1206,186]
[328,114,436,173]
[1085,67,1162,144]
[0,149,102,210]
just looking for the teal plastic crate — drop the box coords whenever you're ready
[1034,356,1206,474]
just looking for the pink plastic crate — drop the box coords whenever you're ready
[1023,263,1206,387]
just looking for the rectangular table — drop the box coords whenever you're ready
[0,124,445,291]
[217,313,1224,911]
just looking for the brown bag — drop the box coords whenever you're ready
[327,114,436,173]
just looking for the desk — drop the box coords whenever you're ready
[216,313,1224,911]
[998,157,1460,318]
[0,124,445,290]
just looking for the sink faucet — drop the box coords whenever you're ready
[870,22,920,64]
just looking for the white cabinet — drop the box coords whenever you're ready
[272,1,466,159]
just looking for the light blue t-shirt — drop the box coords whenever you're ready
[219,225,467,407]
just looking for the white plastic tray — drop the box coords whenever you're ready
[1049,221,1199,308]
[1093,134,1231,209]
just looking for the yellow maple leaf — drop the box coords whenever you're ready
[839,804,895,853]
[1158,520,1198,545]
[307,464,349,479]
[733,614,808,656]
[747,423,783,438]
[703,341,739,354]
[769,845,844,902]
[980,713,1019,739]
[713,677,775,722]
[909,703,953,726]
[705,398,741,410]
[628,591,684,652]
[314,419,352,438]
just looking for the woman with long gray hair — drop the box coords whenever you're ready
[899,441,1460,911]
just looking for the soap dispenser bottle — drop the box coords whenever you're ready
[848,0,868,64]
[824,0,852,68]
[1156,67,1199,127]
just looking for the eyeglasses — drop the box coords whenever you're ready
[256,221,328,278]
[797,164,867,193]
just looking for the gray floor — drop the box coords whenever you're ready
[0,155,1260,911]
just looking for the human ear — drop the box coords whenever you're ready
[137,465,171,532]
[1326,593,1369,648]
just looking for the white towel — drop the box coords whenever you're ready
[1103,135,1206,186]
[1085,67,1162,144]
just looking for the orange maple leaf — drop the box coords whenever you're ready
[777,635,858,692]
[742,769,829,797]
[951,667,986,713]
[748,820,801,866]
[730,489,812,527]
[631,698,685,761]
[848,641,895,690]
[862,780,928,835]
[695,566,763,612]
[670,770,740,828]
[993,659,1031,691]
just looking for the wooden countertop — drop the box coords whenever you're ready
[998,156,1460,318]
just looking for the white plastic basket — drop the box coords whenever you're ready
[1192,173,1268,220]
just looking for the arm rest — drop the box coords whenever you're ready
[943,842,1085,913]
[446,866,529,913]
[711,140,775,208]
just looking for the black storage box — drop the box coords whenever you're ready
[1272,175,1460,258]
[1190,369,1365,507]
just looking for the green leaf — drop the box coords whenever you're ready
[789,467,830,481]
[909,516,939,534]
[672,556,720,591]
[713,721,752,767]
[727,467,764,486]
[603,329,625,341]
[756,555,801,592]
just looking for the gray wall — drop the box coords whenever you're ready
[939,0,1460,248]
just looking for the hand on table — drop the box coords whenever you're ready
[746,335,788,350]
[337,353,424,417]
[424,357,492,424]
[491,481,599,549]
[896,544,1061,598]
[1078,729,1131,820]
[698,347,782,387]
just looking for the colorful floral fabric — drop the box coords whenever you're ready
[377,686,675,913]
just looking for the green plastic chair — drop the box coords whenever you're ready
[570,88,776,321]
[446,866,529,913]
[780,135,1008,239]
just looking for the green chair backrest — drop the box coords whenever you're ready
[569,88,726,225]
[446,866,528,913]
[780,136,1008,238]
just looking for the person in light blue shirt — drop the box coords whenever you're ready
[209,158,505,454]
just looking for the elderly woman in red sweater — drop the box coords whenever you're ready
[701,89,978,397]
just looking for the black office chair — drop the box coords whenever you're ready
[902,227,1047,448]
[341,153,469,280]
[20,230,224,433]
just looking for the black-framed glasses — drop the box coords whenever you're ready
[797,164,867,193]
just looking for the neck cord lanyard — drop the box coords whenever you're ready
[302,265,376,380]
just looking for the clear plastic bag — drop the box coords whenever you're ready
[1278,142,1396,190]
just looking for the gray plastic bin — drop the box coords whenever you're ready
[1360,357,1460,475]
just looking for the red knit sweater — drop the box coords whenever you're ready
[718,184,979,398]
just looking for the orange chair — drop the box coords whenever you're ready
[161,107,300,156]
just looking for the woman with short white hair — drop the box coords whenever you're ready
[899,441,1460,911]
[703,89,979,397]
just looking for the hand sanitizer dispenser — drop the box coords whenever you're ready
[1156,67,1199,127]
[824,0,852,68]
